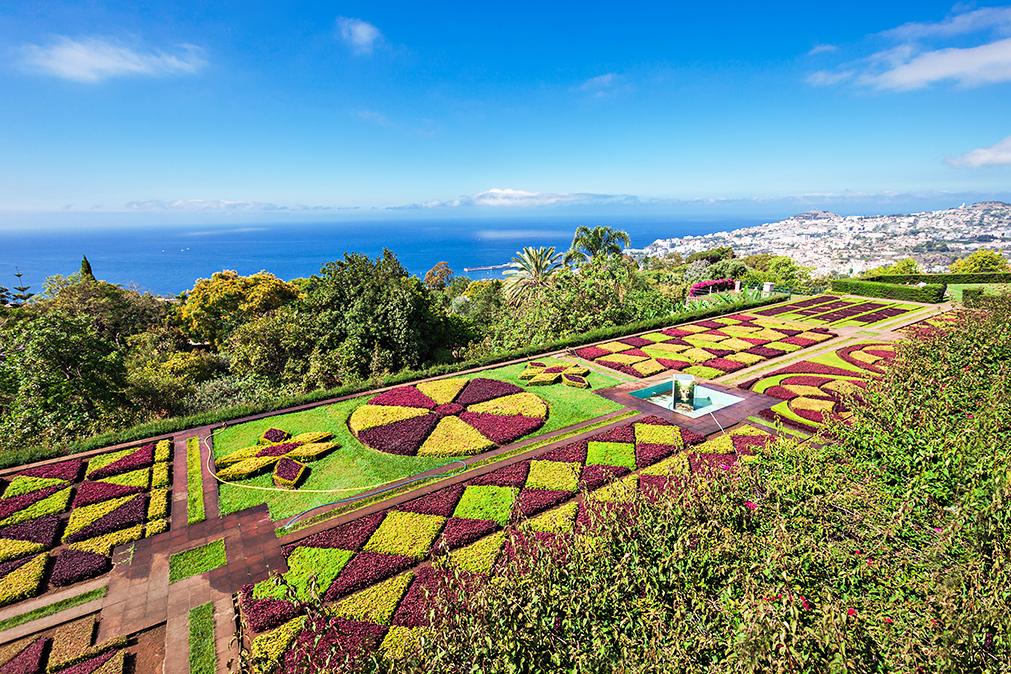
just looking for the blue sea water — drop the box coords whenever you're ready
[1,217,764,296]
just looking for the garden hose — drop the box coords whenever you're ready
[200,425,468,530]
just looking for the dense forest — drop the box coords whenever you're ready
[0,226,819,450]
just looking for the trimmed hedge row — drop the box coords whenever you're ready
[2,294,788,471]
[864,272,1011,284]
[829,279,946,303]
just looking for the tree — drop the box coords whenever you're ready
[502,247,565,303]
[706,259,749,281]
[861,257,921,277]
[564,226,631,265]
[424,262,454,291]
[181,270,301,349]
[0,311,129,447]
[80,255,96,282]
[10,268,33,307]
[686,247,735,264]
[950,249,1011,274]
[682,260,711,284]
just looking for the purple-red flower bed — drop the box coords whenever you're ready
[455,378,524,406]
[240,584,298,632]
[661,327,692,337]
[17,459,81,482]
[542,366,566,374]
[467,462,529,488]
[324,552,415,602]
[780,375,834,387]
[514,488,569,519]
[781,336,817,347]
[656,358,691,371]
[49,549,111,588]
[619,336,653,347]
[758,408,820,433]
[702,358,747,373]
[689,453,737,473]
[746,346,786,358]
[763,385,799,401]
[262,428,290,443]
[579,464,630,491]
[356,415,439,456]
[538,440,588,464]
[594,423,636,443]
[458,412,543,445]
[437,517,500,551]
[391,566,443,628]
[0,636,48,674]
[283,512,386,557]
[635,443,681,469]
[688,279,733,297]
[72,481,144,509]
[732,435,770,455]
[57,651,119,674]
[257,442,302,458]
[65,496,147,543]
[285,617,387,669]
[0,487,63,521]
[639,474,685,503]
[397,484,465,518]
[368,386,437,410]
[0,556,34,580]
[87,444,155,480]
[0,515,61,547]
[574,346,610,360]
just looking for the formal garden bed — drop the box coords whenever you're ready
[211,365,625,521]
[750,295,920,326]
[0,440,173,609]
[0,612,131,674]
[572,313,837,380]
[239,417,774,666]
[738,341,897,432]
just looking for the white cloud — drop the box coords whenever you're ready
[352,110,394,127]
[806,69,855,85]
[947,135,1011,167]
[126,199,337,211]
[391,188,638,209]
[577,72,629,98]
[337,17,383,55]
[17,36,205,82]
[863,36,1011,89]
[881,6,1011,40]
[808,44,839,55]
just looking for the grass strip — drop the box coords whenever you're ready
[170,540,227,584]
[186,437,206,525]
[188,602,217,674]
[0,586,107,634]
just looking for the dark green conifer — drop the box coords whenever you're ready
[81,255,96,281]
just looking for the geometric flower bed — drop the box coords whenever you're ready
[574,314,836,380]
[739,342,897,432]
[0,439,173,607]
[214,431,339,482]
[517,362,591,389]
[749,295,917,326]
[898,309,963,334]
[347,378,549,457]
[240,416,776,662]
[242,417,774,666]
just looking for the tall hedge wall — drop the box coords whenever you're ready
[864,272,1011,284]
[0,293,788,470]
[829,279,946,303]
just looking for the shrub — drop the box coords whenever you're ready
[0,636,47,674]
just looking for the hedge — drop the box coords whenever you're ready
[829,279,946,303]
[1,294,787,471]
[863,272,1011,284]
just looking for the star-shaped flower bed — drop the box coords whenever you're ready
[348,378,548,457]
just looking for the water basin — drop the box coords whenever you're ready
[630,382,744,418]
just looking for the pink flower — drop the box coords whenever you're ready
[847,608,857,617]
[883,617,893,624]
[744,501,758,510]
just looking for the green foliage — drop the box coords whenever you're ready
[563,225,631,265]
[829,279,946,303]
[62,494,138,541]
[2,476,66,499]
[0,586,105,633]
[705,259,749,280]
[363,512,446,559]
[865,272,1011,284]
[950,248,1011,274]
[189,602,217,674]
[502,246,565,304]
[742,255,814,286]
[452,486,518,526]
[0,311,130,450]
[253,547,353,601]
[686,246,735,264]
[423,262,454,291]
[0,553,47,608]
[0,487,72,528]
[860,257,921,277]
[181,270,301,349]
[169,539,227,583]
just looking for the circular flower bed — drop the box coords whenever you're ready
[348,378,549,457]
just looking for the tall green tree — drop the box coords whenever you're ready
[0,311,129,447]
[949,248,1010,274]
[564,226,631,265]
[502,247,565,303]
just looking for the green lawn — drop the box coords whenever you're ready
[170,539,227,583]
[213,360,624,521]
[946,283,1011,302]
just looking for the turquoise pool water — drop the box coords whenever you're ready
[630,382,744,418]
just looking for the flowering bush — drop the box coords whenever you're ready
[49,549,111,588]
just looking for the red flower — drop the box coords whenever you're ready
[847,608,857,617]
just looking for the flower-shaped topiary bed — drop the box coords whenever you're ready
[573,314,836,380]
[739,342,897,432]
[240,417,775,666]
[0,440,173,609]
[347,378,549,457]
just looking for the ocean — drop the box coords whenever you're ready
[2,216,765,296]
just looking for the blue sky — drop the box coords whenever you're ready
[2,1,1011,225]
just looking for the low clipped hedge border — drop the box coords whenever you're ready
[829,279,946,303]
[2,294,788,471]
[864,272,1011,284]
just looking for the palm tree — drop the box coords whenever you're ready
[502,246,564,303]
[564,225,631,265]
